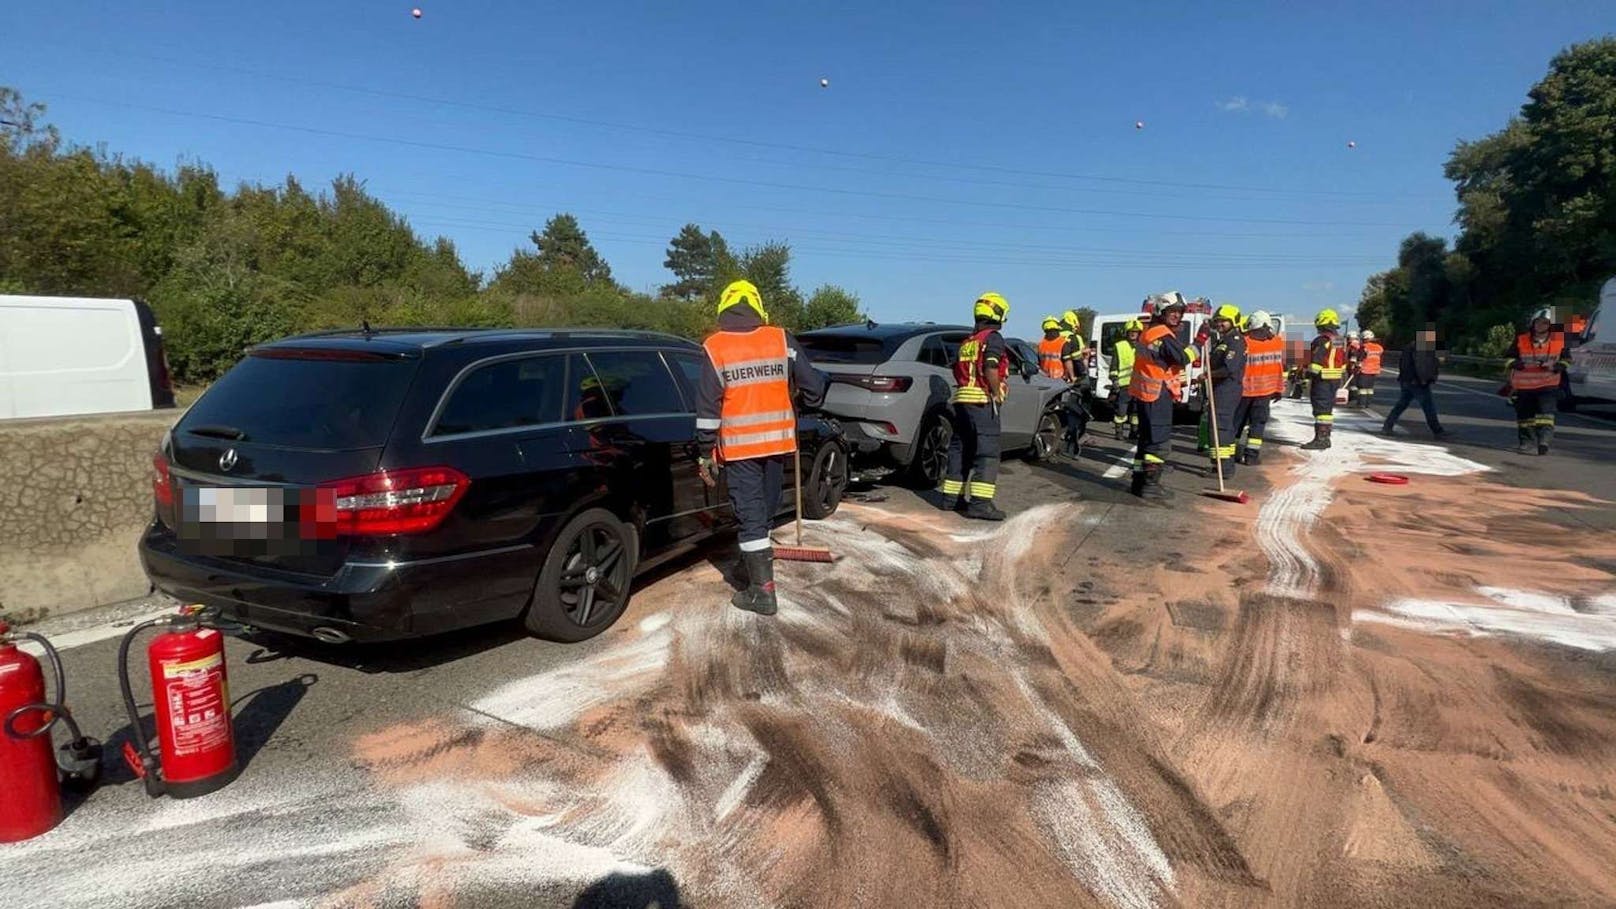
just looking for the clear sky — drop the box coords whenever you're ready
[5,2,1612,338]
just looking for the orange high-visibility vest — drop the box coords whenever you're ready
[1129,324,1183,403]
[1512,332,1565,392]
[1360,341,1384,375]
[1242,333,1286,398]
[703,326,796,461]
[1037,336,1066,379]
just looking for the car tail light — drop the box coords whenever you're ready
[152,450,177,526]
[313,466,470,536]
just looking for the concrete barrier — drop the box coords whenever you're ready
[0,410,178,624]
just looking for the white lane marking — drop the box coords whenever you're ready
[18,608,179,656]
[1101,451,1133,479]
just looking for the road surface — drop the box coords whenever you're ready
[3,387,1611,908]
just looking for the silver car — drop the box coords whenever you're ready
[797,322,1069,486]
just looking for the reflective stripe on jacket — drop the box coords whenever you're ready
[702,326,796,461]
[1511,332,1566,392]
[1129,324,1182,403]
[951,328,1006,404]
[1242,333,1286,397]
[1360,341,1384,375]
[1037,336,1066,379]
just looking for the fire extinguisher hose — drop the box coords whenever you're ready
[3,631,86,745]
[117,617,170,781]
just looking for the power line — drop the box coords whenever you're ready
[48,42,1443,202]
[53,93,1419,229]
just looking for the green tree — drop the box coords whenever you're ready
[1074,306,1099,335]
[1355,270,1396,340]
[803,284,864,330]
[531,213,613,284]
[661,223,730,301]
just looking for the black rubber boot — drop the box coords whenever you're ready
[1141,463,1171,501]
[1213,456,1237,480]
[732,550,778,616]
[1129,469,1146,498]
[1245,446,1262,466]
[1300,424,1331,450]
[963,498,1006,521]
[1536,424,1551,456]
[952,496,969,513]
[1114,421,1126,441]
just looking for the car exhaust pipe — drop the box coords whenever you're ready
[309,627,351,645]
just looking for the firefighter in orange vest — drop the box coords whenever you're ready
[939,292,1011,521]
[1233,310,1285,464]
[697,280,828,615]
[1037,317,1067,379]
[1356,330,1385,407]
[1509,309,1571,456]
[1300,309,1349,450]
[1130,294,1192,499]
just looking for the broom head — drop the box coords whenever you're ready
[775,544,835,563]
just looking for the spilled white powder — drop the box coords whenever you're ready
[1356,586,1616,652]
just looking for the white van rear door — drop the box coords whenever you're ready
[0,295,152,420]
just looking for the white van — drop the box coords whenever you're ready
[0,295,176,420]
[1566,277,1616,408]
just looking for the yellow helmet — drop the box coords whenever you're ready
[717,279,767,322]
[1041,316,1062,332]
[1061,309,1081,331]
[1123,319,1144,333]
[1314,308,1341,328]
[1214,303,1241,323]
[973,291,1010,323]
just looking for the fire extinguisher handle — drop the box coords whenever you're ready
[115,616,172,797]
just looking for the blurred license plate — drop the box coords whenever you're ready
[187,486,279,524]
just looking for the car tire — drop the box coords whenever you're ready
[524,507,640,643]
[801,440,849,519]
[905,410,953,488]
[1025,408,1062,462]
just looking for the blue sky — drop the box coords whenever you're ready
[5,2,1611,338]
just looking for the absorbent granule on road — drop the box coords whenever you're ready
[322,499,1200,909]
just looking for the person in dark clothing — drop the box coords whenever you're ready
[1380,328,1447,438]
[940,292,1012,521]
[697,280,828,615]
[1204,303,1246,477]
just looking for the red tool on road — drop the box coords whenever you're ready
[1,622,102,842]
[118,605,241,799]
[1367,473,1410,485]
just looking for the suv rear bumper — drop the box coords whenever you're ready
[138,522,535,643]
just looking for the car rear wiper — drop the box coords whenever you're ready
[187,424,248,441]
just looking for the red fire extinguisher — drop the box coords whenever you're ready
[118,605,240,799]
[1,622,103,842]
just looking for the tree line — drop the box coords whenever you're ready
[0,87,865,383]
[1356,37,1616,354]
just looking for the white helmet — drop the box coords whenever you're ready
[1361,329,1375,340]
[1246,310,1273,332]
[1347,330,1360,340]
[1531,307,1553,324]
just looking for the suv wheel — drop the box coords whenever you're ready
[906,411,952,487]
[801,440,849,519]
[525,507,640,642]
[1026,409,1062,462]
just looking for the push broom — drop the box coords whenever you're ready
[774,422,836,563]
[1201,346,1250,505]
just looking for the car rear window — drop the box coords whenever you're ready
[796,334,892,364]
[180,350,417,449]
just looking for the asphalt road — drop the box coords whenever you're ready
[3,382,1609,908]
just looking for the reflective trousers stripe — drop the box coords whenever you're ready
[738,537,773,553]
[939,479,963,495]
[967,481,996,499]
[1317,414,1334,424]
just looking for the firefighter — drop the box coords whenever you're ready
[1130,295,1192,500]
[1300,309,1348,450]
[1204,303,1246,477]
[1357,330,1384,407]
[1037,317,1067,380]
[1060,309,1087,378]
[1233,311,1285,464]
[939,292,1011,521]
[697,280,828,615]
[1509,309,1571,455]
[1343,331,1363,405]
[1109,319,1142,440]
